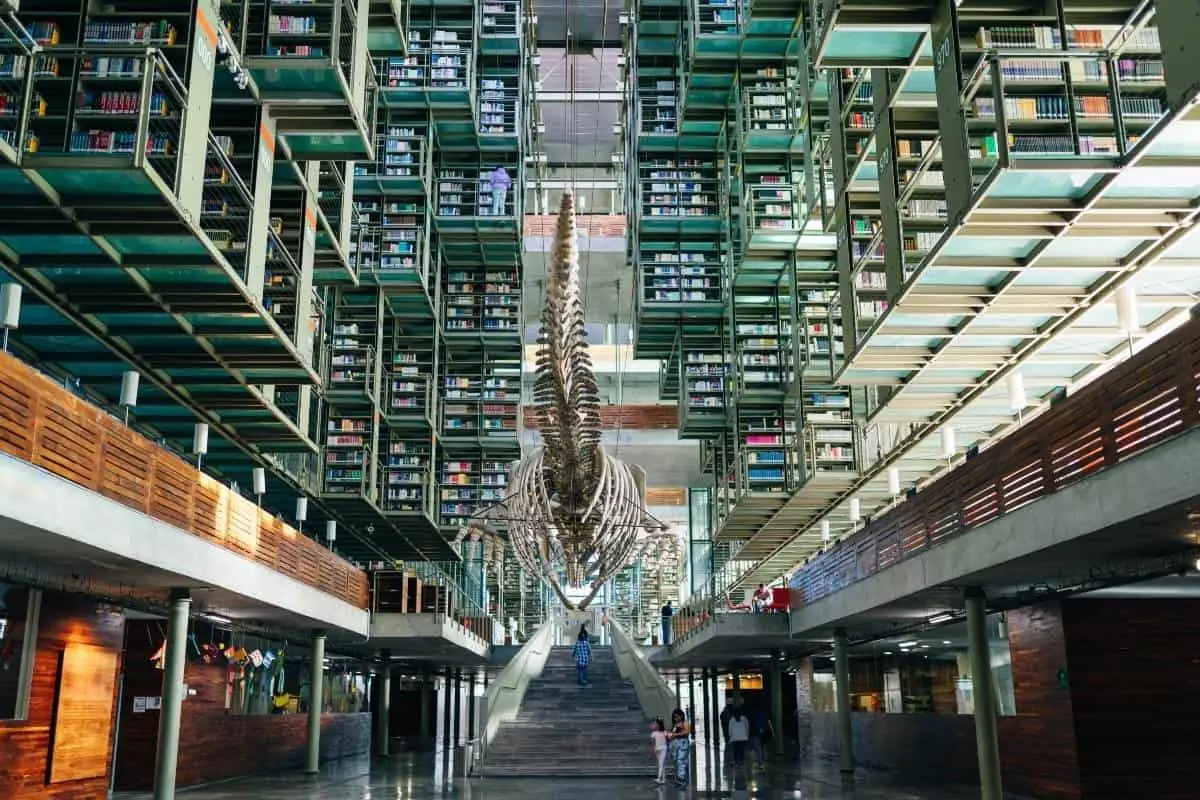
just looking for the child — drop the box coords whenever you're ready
[650,718,669,784]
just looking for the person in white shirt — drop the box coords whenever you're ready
[650,718,669,784]
[727,708,750,766]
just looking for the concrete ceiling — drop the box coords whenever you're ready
[533,0,622,47]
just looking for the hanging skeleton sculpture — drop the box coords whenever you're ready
[468,191,668,610]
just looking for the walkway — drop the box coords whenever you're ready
[114,753,1011,799]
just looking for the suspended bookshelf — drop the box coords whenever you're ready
[477,65,519,136]
[385,319,436,429]
[443,264,520,335]
[328,294,380,400]
[638,245,724,307]
[800,387,857,476]
[440,355,520,439]
[381,432,433,516]
[436,159,518,218]
[438,456,510,529]
[638,155,722,223]
[734,310,792,396]
[324,414,374,496]
[638,67,678,136]
[680,347,729,436]
[736,405,797,494]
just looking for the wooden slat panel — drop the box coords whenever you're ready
[646,487,686,506]
[791,319,1200,607]
[0,352,369,610]
[522,404,679,430]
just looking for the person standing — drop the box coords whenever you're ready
[728,708,750,767]
[572,626,591,686]
[660,600,674,646]
[666,707,693,788]
[719,696,735,763]
[487,166,510,215]
[749,706,772,766]
[650,718,669,784]
[752,583,771,614]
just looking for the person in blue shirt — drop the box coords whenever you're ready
[573,626,592,686]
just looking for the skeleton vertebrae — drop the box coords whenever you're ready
[470,191,665,610]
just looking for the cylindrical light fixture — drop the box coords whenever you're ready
[325,520,337,545]
[887,466,901,497]
[0,283,21,351]
[820,519,831,543]
[940,425,956,460]
[192,422,209,468]
[119,370,140,408]
[1116,283,1139,333]
[295,497,308,523]
[1007,371,1027,412]
[849,497,861,524]
[252,467,266,499]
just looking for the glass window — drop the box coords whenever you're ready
[0,583,36,720]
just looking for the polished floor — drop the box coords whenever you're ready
[120,747,995,799]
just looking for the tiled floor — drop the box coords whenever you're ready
[118,748,992,800]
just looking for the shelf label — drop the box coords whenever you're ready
[258,124,275,179]
[194,10,217,74]
[878,145,892,175]
[934,33,953,73]
[304,206,317,252]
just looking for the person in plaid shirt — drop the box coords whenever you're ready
[573,626,592,686]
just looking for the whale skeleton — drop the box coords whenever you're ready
[464,190,668,610]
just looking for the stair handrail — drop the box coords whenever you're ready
[606,617,676,724]
[476,619,555,767]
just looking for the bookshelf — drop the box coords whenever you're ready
[381,432,434,516]
[385,319,436,429]
[324,413,375,497]
[735,404,797,495]
[735,309,792,396]
[355,118,430,192]
[443,264,520,335]
[680,346,729,436]
[440,354,520,440]
[479,0,520,39]
[385,7,474,103]
[638,155,721,223]
[799,386,858,476]
[328,292,381,400]
[638,242,725,307]
[695,0,743,38]
[738,64,803,151]
[477,63,519,137]
[638,65,678,136]
[438,455,510,529]
[436,159,519,218]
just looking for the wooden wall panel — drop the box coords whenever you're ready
[0,353,369,610]
[1004,601,1081,799]
[1063,598,1200,800]
[47,644,119,784]
[113,620,370,791]
[523,214,626,237]
[0,592,124,800]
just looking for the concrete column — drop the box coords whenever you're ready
[686,669,696,730]
[467,671,477,740]
[419,666,431,746]
[151,589,190,800]
[674,673,682,711]
[376,652,391,758]
[440,668,452,752]
[709,668,721,747]
[769,654,784,756]
[305,632,326,774]
[451,668,462,747]
[966,589,1003,800]
[701,669,713,746]
[833,628,854,786]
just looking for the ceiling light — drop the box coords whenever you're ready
[887,466,900,497]
[898,640,917,649]
[928,612,954,625]
[942,640,951,645]
[201,613,232,625]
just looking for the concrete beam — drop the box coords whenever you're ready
[369,613,491,665]
[651,613,791,668]
[0,453,369,636]
[790,426,1200,638]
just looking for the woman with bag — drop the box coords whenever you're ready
[666,707,693,788]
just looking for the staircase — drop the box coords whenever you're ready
[482,644,654,778]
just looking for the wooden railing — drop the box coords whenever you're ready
[0,352,370,610]
[522,403,680,430]
[790,318,1200,606]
